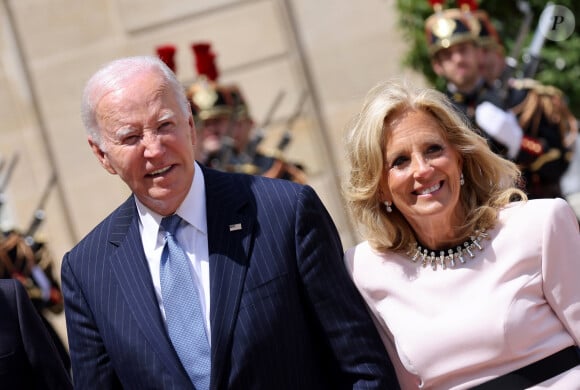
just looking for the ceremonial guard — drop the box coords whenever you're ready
[0,167,70,372]
[157,42,307,183]
[425,0,576,199]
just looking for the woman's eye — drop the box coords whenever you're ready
[427,144,443,154]
[391,156,408,167]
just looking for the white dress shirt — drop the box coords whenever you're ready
[136,162,211,342]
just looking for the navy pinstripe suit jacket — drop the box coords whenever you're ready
[62,165,398,389]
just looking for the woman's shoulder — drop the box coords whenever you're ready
[499,198,575,224]
[345,240,381,264]
[345,241,373,262]
[344,240,403,272]
[501,197,570,212]
[345,240,391,258]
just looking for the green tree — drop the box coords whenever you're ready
[395,0,580,116]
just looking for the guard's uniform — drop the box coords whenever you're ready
[425,6,577,199]
[0,229,69,370]
[509,80,576,198]
[185,42,307,183]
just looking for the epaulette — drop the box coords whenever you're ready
[510,78,577,148]
[510,78,563,97]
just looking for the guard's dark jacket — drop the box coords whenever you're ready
[446,79,574,199]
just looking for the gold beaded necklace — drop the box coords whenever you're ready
[407,228,489,271]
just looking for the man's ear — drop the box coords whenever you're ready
[431,57,444,77]
[189,115,196,147]
[88,136,116,175]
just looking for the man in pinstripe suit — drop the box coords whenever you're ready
[61,56,398,389]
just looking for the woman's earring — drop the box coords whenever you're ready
[383,201,393,213]
[460,173,465,186]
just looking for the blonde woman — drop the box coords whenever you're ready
[343,79,580,389]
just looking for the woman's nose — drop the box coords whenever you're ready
[412,156,432,177]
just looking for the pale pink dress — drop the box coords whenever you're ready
[345,198,580,389]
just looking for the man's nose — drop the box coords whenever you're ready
[143,132,164,156]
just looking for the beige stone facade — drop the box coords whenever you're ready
[0,0,424,346]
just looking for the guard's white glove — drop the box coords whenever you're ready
[475,101,523,159]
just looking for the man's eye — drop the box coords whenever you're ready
[122,135,141,145]
[159,121,174,132]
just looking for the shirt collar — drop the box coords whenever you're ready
[135,161,207,250]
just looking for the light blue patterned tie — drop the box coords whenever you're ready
[160,214,211,389]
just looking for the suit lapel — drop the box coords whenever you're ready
[107,197,189,382]
[203,167,254,388]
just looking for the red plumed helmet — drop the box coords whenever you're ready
[428,0,444,11]
[156,44,177,73]
[192,42,219,82]
[457,0,478,11]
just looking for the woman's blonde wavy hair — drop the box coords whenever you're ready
[343,79,526,253]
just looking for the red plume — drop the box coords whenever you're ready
[428,0,444,12]
[191,42,219,82]
[457,0,478,11]
[156,44,177,73]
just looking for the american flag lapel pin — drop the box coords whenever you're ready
[229,223,242,232]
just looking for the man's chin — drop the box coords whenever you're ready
[139,192,182,215]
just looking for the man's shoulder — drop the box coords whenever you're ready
[0,278,19,300]
[68,195,136,255]
[204,165,305,195]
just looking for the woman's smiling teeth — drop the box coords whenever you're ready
[149,166,172,176]
[416,182,441,195]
